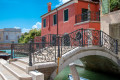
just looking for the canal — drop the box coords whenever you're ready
[55,65,120,80]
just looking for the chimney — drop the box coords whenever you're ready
[47,2,52,12]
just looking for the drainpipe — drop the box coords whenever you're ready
[56,9,58,36]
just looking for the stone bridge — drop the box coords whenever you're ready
[51,46,120,79]
[1,29,120,80]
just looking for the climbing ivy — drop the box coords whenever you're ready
[110,0,120,12]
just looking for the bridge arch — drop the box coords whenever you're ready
[51,46,120,79]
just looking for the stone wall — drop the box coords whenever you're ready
[101,10,120,35]
[101,10,120,55]
[37,66,57,80]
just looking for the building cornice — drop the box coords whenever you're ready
[41,0,99,18]
[41,0,78,18]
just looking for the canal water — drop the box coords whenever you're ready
[55,66,120,80]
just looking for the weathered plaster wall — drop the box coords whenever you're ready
[101,10,120,35]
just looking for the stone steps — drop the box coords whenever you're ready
[3,63,32,80]
[11,61,29,71]
[17,58,29,65]
[0,64,18,80]
[0,76,3,80]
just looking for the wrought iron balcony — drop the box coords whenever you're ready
[75,11,100,23]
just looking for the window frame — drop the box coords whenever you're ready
[53,14,57,25]
[43,18,46,28]
[6,35,8,40]
[63,9,69,22]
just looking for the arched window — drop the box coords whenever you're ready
[6,35,8,40]
[76,32,82,41]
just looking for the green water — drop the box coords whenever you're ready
[55,66,120,80]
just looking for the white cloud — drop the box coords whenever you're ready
[22,28,31,33]
[14,26,20,29]
[15,22,41,33]
[32,22,41,29]
[56,0,70,7]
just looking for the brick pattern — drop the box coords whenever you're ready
[37,66,57,80]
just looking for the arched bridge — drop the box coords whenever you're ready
[11,29,120,80]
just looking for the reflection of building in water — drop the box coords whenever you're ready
[0,28,21,43]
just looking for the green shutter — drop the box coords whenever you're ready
[102,0,109,14]
[53,14,57,25]
[43,19,46,27]
[64,9,68,21]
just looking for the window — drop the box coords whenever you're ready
[82,8,88,21]
[53,14,57,25]
[6,35,8,40]
[43,19,46,28]
[18,36,19,39]
[64,9,68,21]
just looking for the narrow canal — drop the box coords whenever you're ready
[55,66,120,80]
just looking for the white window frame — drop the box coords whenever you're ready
[43,18,46,28]
[63,8,69,22]
[53,14,57,25]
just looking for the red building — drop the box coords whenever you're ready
[35,0,100,42]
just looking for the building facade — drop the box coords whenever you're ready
[0,28,21,43]
[35,0,100,42]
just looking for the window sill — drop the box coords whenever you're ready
[64,20,69,23]
[74,21,100,26]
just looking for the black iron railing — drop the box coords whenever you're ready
[75,11,100,23]
[10,29,118,66]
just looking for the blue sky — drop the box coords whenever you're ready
[0,0,70,33]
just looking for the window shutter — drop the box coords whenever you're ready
[64,9,68,21]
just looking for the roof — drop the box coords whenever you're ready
[41,0,99,18]
[0,29,3,31]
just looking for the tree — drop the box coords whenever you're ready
[18,29,41,43]
[110,0,120,12]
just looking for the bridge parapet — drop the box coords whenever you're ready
[10,29,118,66]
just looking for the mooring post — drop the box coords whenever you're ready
[69,63,80,80]
[57,36,60,74]
[29,40,32,66]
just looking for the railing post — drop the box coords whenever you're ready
[11,43,14,59]
[99,30,102,47]
[81,28,84,47]
[116,40,118,54]
[57,36,60,74]
[57,36,60,58]
[29,40,32,66]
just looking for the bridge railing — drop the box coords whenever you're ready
[10,29,118,66]
[54,29,118,57]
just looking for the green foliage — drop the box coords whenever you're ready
[18,29,41,43]
[110,0,120,12]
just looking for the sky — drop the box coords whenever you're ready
[0,0,70,33]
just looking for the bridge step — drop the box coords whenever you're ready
[0,64,18,80]
[0,75,3,80]
[17,58,29,65]
[2,63,32,80]
[11,61,29,72]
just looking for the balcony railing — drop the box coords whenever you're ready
[75,11,100,23]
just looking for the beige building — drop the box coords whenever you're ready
[0,29,4,42]
[101,9,120,56]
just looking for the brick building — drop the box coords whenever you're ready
[35,0,100,42]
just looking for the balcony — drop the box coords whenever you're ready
[75,11,100,24]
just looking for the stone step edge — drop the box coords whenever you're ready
[17,59,29,65]
[0,72,8,80]
[2,64,32,80]
[11,62,26,72]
